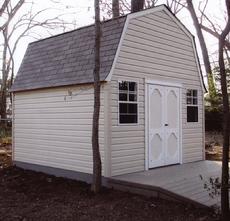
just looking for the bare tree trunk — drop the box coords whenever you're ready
[112,0,119,18]
[0,90,7,129]
[91,0,102,194]
[0,28,8,129]
[0,88,7,131]
[131,0,145,13]
[186,0,217,106]
[219,1,230,219]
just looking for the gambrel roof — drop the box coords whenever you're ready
[11,16,126,92]
[11,5,206,93]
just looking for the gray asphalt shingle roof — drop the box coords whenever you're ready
[11,16,126,92]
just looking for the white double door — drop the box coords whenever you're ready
[148,84,180,168]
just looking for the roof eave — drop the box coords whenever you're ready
[10,80,107,93]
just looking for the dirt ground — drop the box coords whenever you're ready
[0,167,219,221]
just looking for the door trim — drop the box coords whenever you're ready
[145,81,149,170]
[146,79,182,88]
[145,80,182,170]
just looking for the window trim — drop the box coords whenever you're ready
[186,89,199,123]
[118,80,139,125]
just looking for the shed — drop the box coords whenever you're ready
[11,5,205,182]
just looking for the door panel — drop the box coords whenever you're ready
[148,84,180,168]
[148,85,165,168]
[165,87,180,165]
[167,89,178,129]
[150,134,163,163]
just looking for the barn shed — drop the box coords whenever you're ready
[11,5,205,182]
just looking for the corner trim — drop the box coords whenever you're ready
[12,93,15,162]
[144,79,149,170]
[103,83,112,177]
[179,87,183,164]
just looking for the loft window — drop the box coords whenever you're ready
[187,89,198,122]
[119,81,138,124]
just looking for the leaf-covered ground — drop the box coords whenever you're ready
[0,167,219,221]
[205,132,230,161]
[0,144,12,169]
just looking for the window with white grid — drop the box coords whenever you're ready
[186,89,198,122]
[119,81,138,124]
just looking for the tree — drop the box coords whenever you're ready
[183,0,230,217]
[196,0,230,52]
[186,0,217,107]
[200,25,230,51]
[91,0,102,193]
[131,0,145,13]
[0,0,74,127]
[0,0,25,127]
[213,62,230,94]
[100,0,188,21]
[112,0,119,17]
[219,0,230,219]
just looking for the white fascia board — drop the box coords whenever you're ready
[106,5,168,82]
[105,16,129,82]
[191,37,207,93]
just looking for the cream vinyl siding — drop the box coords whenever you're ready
[111,77,145,176]
[110,10,204,176]
[110,78,145,176]
[13,85,105,175]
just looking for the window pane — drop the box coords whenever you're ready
[120,114,137,124]
[119,93,128,101]
[193,98,198,105]
[192,90,197,97]
[119,103,138,124]
[129,82,137,91]
[118,81,138,124]
[129,94,137,101]
[119,81,128,91]
[187,97,192,105]
[187,90,192,97]
[119,103,127,114]
[187,89,198,105]
[128,103,137,113]
[187,106,198,122]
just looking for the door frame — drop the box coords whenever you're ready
[145,79,183,170]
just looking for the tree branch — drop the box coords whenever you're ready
[0,0,25,31]
[0,0,10,17]
[201,24,230,51]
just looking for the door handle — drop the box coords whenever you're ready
[165,124,168,126]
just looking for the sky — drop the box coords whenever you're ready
[5,0,227,79]
[12,0,95,71]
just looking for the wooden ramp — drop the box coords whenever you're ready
[108,161,228,208]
